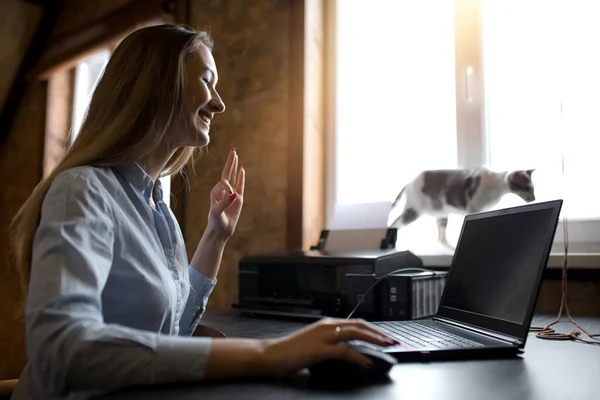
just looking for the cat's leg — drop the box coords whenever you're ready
[389,207,420,229]
[437,217,455,251]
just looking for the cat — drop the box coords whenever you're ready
[388,167,536,249]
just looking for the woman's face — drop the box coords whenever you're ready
[173,43,225,147]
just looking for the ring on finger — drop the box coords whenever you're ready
[334,325,342,341]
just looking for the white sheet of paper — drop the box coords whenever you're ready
[324,202,393,251]
[323,228,391,252]
[329,201,392,230]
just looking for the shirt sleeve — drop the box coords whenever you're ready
[179,267,216,336]
[26,171,213,397]
[164,204,218,336]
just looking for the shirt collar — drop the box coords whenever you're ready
[113,163,163,202]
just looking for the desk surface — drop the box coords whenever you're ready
[100,312,600,400]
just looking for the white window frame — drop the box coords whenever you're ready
[72,49,111,141]
[326,0,600,268]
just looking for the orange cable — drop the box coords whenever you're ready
[529,216,600,345]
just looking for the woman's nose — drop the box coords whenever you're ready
[210,95,226,113]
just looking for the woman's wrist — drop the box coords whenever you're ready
[258,338,285,377]
[200,226,229,248]
[190,226,228,278]
[205,338,276,379]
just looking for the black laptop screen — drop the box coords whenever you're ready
[439,205,557,331]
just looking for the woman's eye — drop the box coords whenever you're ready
[202,78,211,85]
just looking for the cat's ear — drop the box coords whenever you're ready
[511,169,535,181]
[510,170,524,180]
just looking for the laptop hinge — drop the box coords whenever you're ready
[433,316,524,346]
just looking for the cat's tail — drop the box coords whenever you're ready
[391,186,406,208]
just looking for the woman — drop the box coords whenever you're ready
[10,25,396,399]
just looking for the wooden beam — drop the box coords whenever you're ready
[43,68,74,178]
[173,0,190,27]
[324,0,337,232]
[19,0,49,6]
[0,0,63,151]
[286,0,327,250]
[286,0,306,250]
[30,0,176,80]
[302,0,326,251]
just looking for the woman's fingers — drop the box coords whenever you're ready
[321,318,398,345]
[211,191,238,215]
[344,319,397,342]
[333,326,396,347]
[212,179,235,200]
[229,152,238,187]
[236,166,245,196]
[221,148,236,181]
[219,149,241,196]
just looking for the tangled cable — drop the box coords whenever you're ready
[529,216,600,345]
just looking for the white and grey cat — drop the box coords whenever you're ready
[389,167,536,249]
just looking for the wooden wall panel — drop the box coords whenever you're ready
[186,0,292,309]
[0,0,45,381]
[0,79,48,380]
[535,279,600,316]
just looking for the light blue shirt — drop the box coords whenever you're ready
[13,164,217,399]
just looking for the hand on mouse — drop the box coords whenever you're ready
[261,318,399,378]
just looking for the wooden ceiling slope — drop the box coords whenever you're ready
[31,0,176,79]
[0,0,178,150]
[20,0,51,6]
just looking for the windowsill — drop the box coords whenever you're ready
[419,253,600,269]
[397,234,600,269]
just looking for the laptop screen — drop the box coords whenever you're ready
[437,200,562,341]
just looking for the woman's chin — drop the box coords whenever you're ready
[191,129,210,147]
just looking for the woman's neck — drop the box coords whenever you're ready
[136,148,176,182]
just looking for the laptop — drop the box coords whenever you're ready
[362,199,563,360]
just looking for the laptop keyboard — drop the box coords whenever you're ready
[374,321,485,349]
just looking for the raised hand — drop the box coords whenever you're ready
[207,148,245,241]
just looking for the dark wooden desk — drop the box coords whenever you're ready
[101,312,600,400]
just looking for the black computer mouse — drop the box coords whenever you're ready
[308,344,398,388]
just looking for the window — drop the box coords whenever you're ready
[481,0,600,252]
[329,0,600,260]
[72,50,111,139]
[72,50,172,207]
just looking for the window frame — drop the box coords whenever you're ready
[71,48,111,143]
[325,0,600,268]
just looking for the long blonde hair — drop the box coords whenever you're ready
[10,24,213,302]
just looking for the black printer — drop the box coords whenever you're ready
[233,248,447,321]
